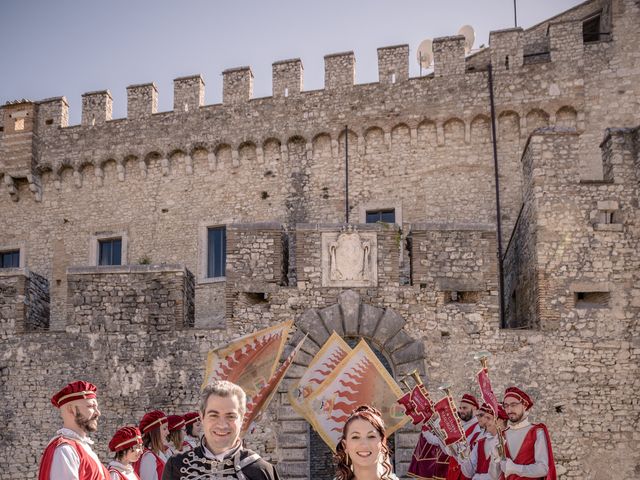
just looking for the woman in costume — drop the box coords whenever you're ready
[335,405,398,480]
[107,426,143,480]
[134,410,169,480]
[165,415,186,457]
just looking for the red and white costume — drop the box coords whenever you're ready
[107,426,143,480]
[489,387,557,480]
[135,449,167,480]
[133,410,169,480]
[460,432,498,480]
[38,428,109,480]
[107,461,140,480]
[38,381,109,480]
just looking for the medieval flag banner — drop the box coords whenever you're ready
[288,332,351,420]
[433,397,465,446]
[202,320,293,398]
[306,339,408,451]
[477,367,500,416]
[242,334,307,434]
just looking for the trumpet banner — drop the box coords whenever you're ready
[202,320,293,398]
[434,397,464,446]
[306,340,409,451]
[288,332,351,419]
[477,367,500,416]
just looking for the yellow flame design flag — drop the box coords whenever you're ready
[202,320,293,399]
[305,339,409,451]
[288,332,351,420]
[242,334,307,434]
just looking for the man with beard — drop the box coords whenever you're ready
[489,387,556,480]
[162,380,280,480]
[446,393,482,480]
[38,380,110,480]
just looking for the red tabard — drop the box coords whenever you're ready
[133,449,165,480]
[445,456,470,480]
[445,421,478,480]
[407,433,450,479]
[476,438,490,474]
[107,468,126,480]
[504,424,557,480]
[38,436,110,480]
[108,465,141,480]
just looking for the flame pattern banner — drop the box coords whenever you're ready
[242,334,307,434]
[477,368,500,416]
[434,397,464,446]
[288,332,351,420]
[202,320,293,398]
[306,340,409,451]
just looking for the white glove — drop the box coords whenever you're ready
[503,459,519,476]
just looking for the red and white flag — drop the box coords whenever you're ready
[288,332,351,419]
[477,367,500,416]
[306,340,408,451]
[202,320,293,398]
[434,397,465,446]
[242,334,307,434]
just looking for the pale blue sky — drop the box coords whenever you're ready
[1,0,583,125]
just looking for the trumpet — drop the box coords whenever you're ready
[438,383,471,460]
[473,350,491,370]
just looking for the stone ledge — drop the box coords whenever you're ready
[296,223,398,232]
[412,222,495,232]
[67,264,188,275]
[0,267,29,278]
[228,222,283,231]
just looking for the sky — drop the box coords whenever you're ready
[1,0,584,125]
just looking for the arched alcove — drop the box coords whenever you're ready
[278,290,426,479]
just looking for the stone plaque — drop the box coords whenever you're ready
[321,226,377,287]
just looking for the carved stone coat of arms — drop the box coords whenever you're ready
[321,227,378,287]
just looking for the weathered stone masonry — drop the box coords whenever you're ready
[1,0,639,479]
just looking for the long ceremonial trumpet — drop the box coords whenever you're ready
[438,383,470,460]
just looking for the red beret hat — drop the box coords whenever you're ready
[479,402,508,420]
[109,426,143,452]
[51,381,97,408]
[183,412,200,426]
[460,393,480,409]
[139,410,168,433]
[503,386,534,410]
[167,415,186,432]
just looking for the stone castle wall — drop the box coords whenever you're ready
[1,0,640,478]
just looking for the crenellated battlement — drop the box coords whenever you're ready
[0,10,604,138]
[1,18,605,202]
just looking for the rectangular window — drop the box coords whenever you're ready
[0,250,20,268]
[575,291,610,308]
[582,15,601,43]
[366,209,395,224]
[207,226,226,278]
[98,238,122,266]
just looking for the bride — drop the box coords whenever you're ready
[334,405,399,480]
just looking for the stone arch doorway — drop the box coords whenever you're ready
[277,290,426,479]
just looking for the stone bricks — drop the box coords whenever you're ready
[81,90,112,126]
[1,1,639,479]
